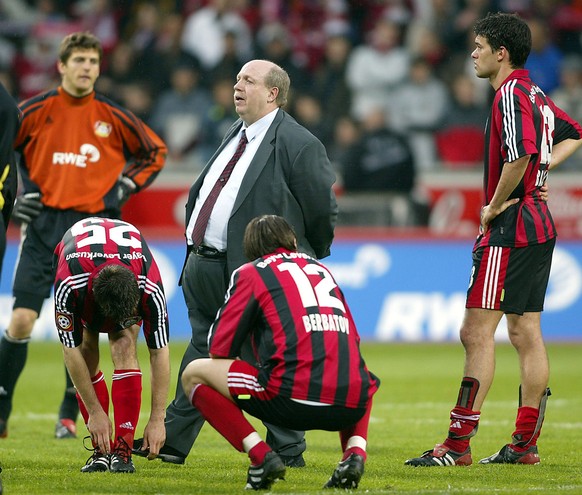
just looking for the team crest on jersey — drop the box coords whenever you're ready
[56,312,74,332]
[94,121,112,138]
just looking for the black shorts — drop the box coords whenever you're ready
[466,237,556,315]
[13,208,119,312]
[229,361,366,432]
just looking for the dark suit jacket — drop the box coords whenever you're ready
[184,109,338,276]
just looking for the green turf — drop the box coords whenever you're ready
[1,340,581,494]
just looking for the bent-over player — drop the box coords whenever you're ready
[54,217,170,473]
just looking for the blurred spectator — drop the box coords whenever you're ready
[525,17,563,94]
[4,0,581,187]
[118,81,154,123]
[442,73,489,129]
[422,0,460,46]
[73,0,119,56]
[443,0,489,56]
[328,115,361,179]
[405,21,448,75]
[148,12,191,93]
[0,38,17,74]
[350,0,415,37]
[550,0,582,54]
[291,92,334,149]
[390,56,449,171]
[198,77,239,163]
[255,22,312,96]
[12,34,61,101]
[336,107,427,227]
[0,0,38,24]
[341,108,415,194]
[311,30,353,134]
[11,0,81,101]
[550,55,582,170]
[149,60,213,170]
[95,40,138,102]
[180,0,253,71]
[345,17,410,120]
[123,2,163,86]
[257,0,350,71]
[328,115,360,195]
[208,30,248,87]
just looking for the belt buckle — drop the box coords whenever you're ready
[196,245,224,259]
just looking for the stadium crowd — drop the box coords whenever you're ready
[0,0,581,196]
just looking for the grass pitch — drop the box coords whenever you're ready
[1,340,581,494]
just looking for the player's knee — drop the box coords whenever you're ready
[7,308,38,339]
[181,360,204,393]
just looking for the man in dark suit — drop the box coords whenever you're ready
[134,59,338,466]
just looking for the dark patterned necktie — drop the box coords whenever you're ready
[191,130,248,246]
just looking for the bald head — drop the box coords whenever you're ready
[233,59,290,125]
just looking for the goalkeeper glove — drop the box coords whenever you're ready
[13,192,43,223]
[117,177,136,207]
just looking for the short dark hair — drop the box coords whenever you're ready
[58,32,103,64]
[243,215,296,260]
[474,12,531,68]
[92,264,140,324]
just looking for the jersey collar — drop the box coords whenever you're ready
[58,86,95,106]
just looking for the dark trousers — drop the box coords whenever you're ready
[164,252,306,457]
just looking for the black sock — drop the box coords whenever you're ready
[0,333,29,421]
[58,365,79,421]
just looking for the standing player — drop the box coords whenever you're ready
[181,215,379,490]
[405,12,582,467]
[0,31,167,440]
[0,80,21,494]
[54,217,170,473]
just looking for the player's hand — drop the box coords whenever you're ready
[116,177,136,207]
[480,198,520,234]
[13,192,42,223]
[87,409,113,454]
[539,183,549,202]
[141,419,166,460]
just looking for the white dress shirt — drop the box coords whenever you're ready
[186,108,278,250]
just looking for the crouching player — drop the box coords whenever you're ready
[53,217,170,473]
[180,215,379,490]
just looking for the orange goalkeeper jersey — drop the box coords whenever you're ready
[15,87,167,213]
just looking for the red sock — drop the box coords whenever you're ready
[339,399,372,461]
[190,384,255,452]
[76,371,110,449]
[444,406,480,453]
[248,441,271,466]
[111,369,142,450]
[342,447,367,462]
[511,406,540,452]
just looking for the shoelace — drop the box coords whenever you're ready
[113,436,132,463]
[82,435,107,464]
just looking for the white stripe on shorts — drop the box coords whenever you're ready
[228,371,265,392]
[482,246,502,309]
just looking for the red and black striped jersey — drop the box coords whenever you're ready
[15,87,167,213]
[477,69,582,249]
[208,248,379,409]
[53,217,169,349]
